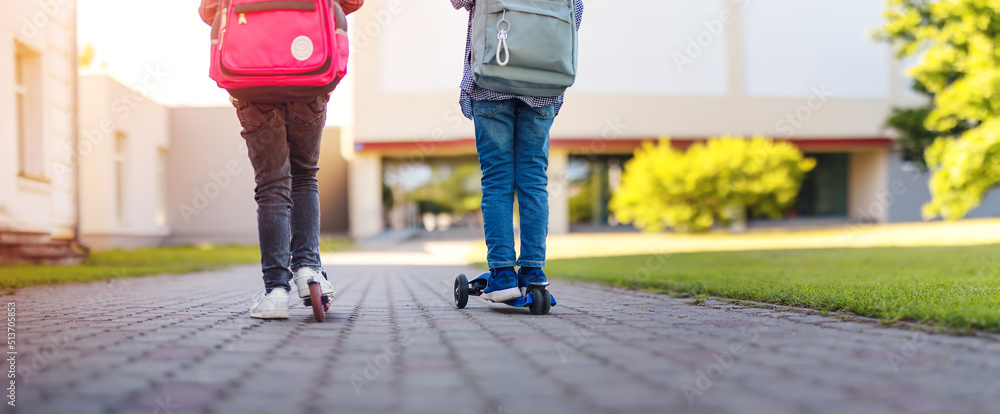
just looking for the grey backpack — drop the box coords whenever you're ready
[471,0,578,97]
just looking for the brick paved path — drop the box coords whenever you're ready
[9,255,1000,414]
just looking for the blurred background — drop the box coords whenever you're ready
[2,0,999,264]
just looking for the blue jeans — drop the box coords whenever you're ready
[472,99,555,269]
[233,94,329,291]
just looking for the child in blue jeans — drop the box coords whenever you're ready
[451,0,584,302]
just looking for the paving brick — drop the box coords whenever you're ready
[6,260,1000,414]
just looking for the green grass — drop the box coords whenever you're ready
[545,244,1000,333]
[0,238,352,289]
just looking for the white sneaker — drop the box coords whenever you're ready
[249,289,290,319]
[293,267,335,299]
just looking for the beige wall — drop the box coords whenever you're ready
[548,148,570,235]
[849,149,891,224]
[166,109,350,245]
[348,153,383,239]
[78,74,170,249]
[0,0,77,239]
[165,106,258,246]
[318,127,350,234]
[351,0,923,144]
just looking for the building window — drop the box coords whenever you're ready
[14,41,44,179]
[794,153,849,218]
[115,132,128,223]
[155,148,167,227]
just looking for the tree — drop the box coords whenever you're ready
[878,0,1000,220]
[610,137,815,233]
[408,162,482,216]
[884,81,969,170]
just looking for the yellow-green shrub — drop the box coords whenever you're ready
[610,137,815,233]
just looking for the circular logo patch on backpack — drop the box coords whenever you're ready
[291,36,314,61]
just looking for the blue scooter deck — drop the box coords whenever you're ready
[469,272,556,307]
[500,292,557,307]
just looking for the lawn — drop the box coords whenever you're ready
[545,244,1000,333]
[0,238,352,289]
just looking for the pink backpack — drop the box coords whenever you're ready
[209,0,349,102]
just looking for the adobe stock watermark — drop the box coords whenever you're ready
[549,115,629,201]
[775,85,833,137]
[673,0,751,73]
[178,159,244,224]
[152,396,180,414]
[576,115,629,161]
[54,64,170,185]
[886,331,928,373]
[682,323,768,405]
[20,0,76,40]
[193,318,255,354]
[553,248,668,366]
[350,0,404,51]
[15,270,128,385]
[843,175,922,241]
[554,318,608,363]
[16,325,81,386]
[350,314,429,395]
[467,404,505,414]
[619,247,671,288]
[384,104,465,184]
[979,254,1000,277]
[82,273,128,309]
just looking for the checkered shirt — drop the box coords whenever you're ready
[451,0,584,119]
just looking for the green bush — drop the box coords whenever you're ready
[610,137,815,233]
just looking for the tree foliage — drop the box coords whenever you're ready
[408,163,482,216]
[885,81,969,170]
[879,0,1000,219]
[610,137,815,233]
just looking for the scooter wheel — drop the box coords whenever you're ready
[309,282,325,322]
[528,287,551,315]
[454,274,469,309]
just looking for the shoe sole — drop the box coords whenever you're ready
[250,310,289,319]
[520,282,548,296]
[482,287,522,303]
[295,278,334,298]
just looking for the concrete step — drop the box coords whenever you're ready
[0,233,87,265]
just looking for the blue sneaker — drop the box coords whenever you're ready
[482,269,521,302]
[518,268,549,295]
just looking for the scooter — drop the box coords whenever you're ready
[302,271,332,322]
[453,272,555,315]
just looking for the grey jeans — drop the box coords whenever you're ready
[232,94,329,292]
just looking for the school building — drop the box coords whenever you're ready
[6,0,1000,264]
[343,0,1000,239]
[0,0,83,264]
[75,73,351,251]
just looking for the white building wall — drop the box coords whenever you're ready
[78,74,170,249]
[353,0,921,143]
[742,0,890,98]
[0,0,77,240]
[165,106,258,246]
